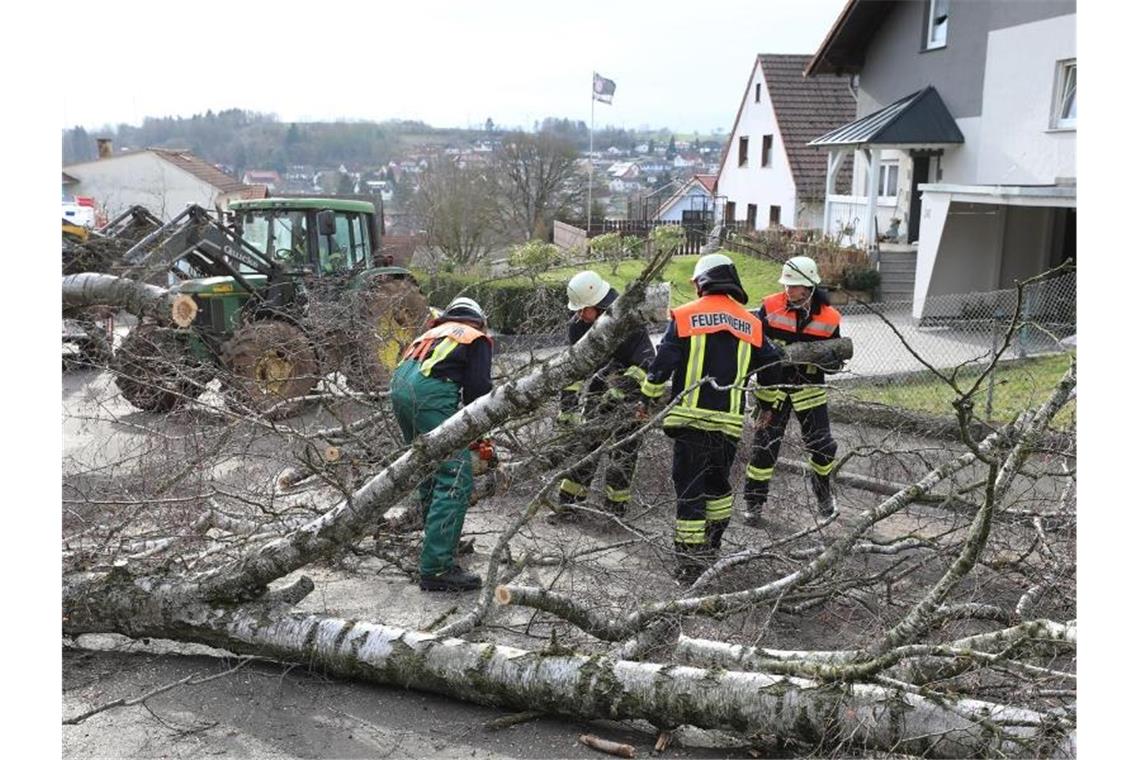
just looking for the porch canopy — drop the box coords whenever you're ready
[807,86,964,246]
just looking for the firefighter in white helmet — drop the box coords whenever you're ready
[638,253,783,584]
[743,255,844,524]
[554,270,656,518]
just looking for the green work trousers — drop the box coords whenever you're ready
[390,361,473,577]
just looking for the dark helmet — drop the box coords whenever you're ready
[438,296,487,329]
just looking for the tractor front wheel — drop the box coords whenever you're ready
[113,324,211,413]
[345,279,430,392]
[223,320,319,419]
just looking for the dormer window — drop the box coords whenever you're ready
[926,0,948,50]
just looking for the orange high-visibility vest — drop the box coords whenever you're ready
[762,293,840,339]
[672,294,765,347]
[402,321,488,362]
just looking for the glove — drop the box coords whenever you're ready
[468,438,498,469]
[816,347,845,373]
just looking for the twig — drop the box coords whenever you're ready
[579,734,636,758]
[63,657,252,725]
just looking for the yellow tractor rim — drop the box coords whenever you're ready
[375,315,414,370]
[253,352,294,396]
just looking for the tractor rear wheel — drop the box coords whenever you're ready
[113,324,211,412]
[223,320,319,419]
[344,279,430,392]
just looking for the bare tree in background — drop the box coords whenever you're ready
[494,131,584,241]
[408,159,501,266]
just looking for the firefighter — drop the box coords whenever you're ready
[639,253,783,583]
[555,271,656,517]
[391,296,493,592]
[742,255,844,525]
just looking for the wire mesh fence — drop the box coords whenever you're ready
[832,271,1076,424]
[493,270,1076,427]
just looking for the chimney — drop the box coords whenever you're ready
[96,138,113,159]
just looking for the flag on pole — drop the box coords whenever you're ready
[593,72,616,104]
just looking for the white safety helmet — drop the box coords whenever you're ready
[779,256,822,288]
[566,270,611,311]
[441,296,487,326]
[691,253,735,282]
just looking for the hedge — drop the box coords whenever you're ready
[417,272,567,335]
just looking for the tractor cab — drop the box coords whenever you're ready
[229,198,377,276]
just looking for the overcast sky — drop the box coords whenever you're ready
[60,0,847,134]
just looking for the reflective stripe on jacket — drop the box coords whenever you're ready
[756,291,841,388]
[641,294,781,439]
[401,321,493,404]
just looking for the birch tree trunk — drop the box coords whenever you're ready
[64,597,1071,760]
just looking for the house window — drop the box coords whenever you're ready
[724,201,736,223]
[1052,59,1076,129]
[877,162,899,198]
[769,205,781,226]
[746,204,758,229]
[761,135,773,167]
[926,0,948,50]
[755,83,762,103]
[738,136,749,167]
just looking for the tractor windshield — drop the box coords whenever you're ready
[317,212,371,273]
[239,211,310,271]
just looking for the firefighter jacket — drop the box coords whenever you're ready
[640,293,783,439]
[755,291,842,387]
[400,321,493,405]
[559,288,656,416]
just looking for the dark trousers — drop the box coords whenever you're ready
[745,397,837,506]
[559,397,643,507]
[672,428,738,555]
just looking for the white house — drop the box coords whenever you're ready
[716,54,856,231]
[64,141,256,221]
[806,0,1076,315]
[653,175,717,222]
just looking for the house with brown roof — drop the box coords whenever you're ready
[63,142,258,221]
[715,54,855,231]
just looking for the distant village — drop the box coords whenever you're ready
[230,136,724,225]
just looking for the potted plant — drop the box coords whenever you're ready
[831,265,881,304]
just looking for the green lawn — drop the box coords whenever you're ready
[541,252,784,308]
[846,352,1075,426]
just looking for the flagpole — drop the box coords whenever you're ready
[587,72,595,235]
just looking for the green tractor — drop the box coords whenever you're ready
[112,197,429,418]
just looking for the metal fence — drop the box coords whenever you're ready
[494,271,1076,427]
[832,271,1076,424]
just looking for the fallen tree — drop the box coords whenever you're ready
[62,258,1075,758]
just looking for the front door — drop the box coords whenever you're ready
[908,155,930,243]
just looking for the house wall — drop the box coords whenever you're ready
[65,153,221,221]
[925,201,1007,298]
[657,186,712,222]
[857,0,1075,118]
[976,14,1076,185]
[998,207,1055,287]
[717,63,799,229]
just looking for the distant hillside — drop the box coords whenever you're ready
[62,109,722,175]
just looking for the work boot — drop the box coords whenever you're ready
[419,565,482,592]
[741,498,765,528]
[811,476,837,518]
[547,490,584,523]
[603,499,627,518]
[673,543,712,586]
